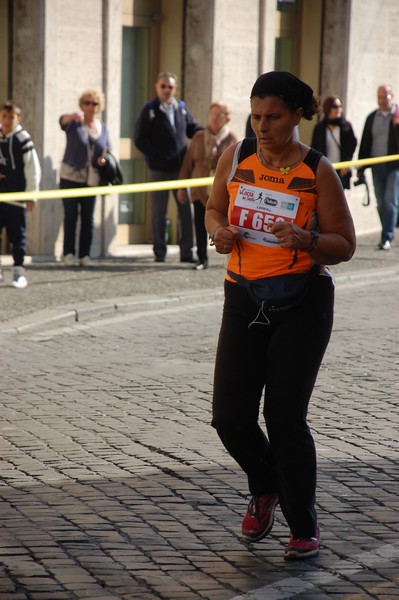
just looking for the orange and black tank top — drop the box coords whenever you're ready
[226,137,322,280]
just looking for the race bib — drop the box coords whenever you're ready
[230,183,300,246]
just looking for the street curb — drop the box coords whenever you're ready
[1,265,398,336]
[0,289,225,335]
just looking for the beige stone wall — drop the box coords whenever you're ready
[319,0,350,102]
[184,0,275,140]
[183,0,214,127]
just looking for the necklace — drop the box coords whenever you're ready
[257,142,303,175]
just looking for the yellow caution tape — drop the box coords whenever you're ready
[1,154,398,203]
[0,177,214,202]
[331,154,399,169]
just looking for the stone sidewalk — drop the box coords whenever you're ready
[0,233,398,599]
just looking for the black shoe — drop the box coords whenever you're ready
[154,256,165,262]
[193,260,208,270]
[180,257,196,263]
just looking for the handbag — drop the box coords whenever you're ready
[227,264,321,312]
[98,151,124,186]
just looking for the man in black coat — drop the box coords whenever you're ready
[134,72,203,262]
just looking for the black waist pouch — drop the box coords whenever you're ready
[227,264,322,312]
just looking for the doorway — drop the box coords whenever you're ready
[118,1,161,244]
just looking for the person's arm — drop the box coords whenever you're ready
[22,144,41,209]
[271,154,356,265]
[177,141,195,204]
[357,112,374,177]
[23,143,41,190]
[59,113,83,129]
[178,139,194,180]
[347,122,358,157]
[310,122,324,154]
[339,122,357,178]
[205,143,240,253]
[133,106,151,156]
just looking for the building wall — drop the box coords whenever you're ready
[320,0,350,103]
[184,0,276,139]
[7,0,399,256]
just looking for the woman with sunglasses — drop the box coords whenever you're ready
[59,89,110,267]
[311,96,357,189]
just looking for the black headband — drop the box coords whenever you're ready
[250,71,313,109]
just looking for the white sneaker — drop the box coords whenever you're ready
[380,240,391,251]
[78,256,91,267]
[64,253,75,266]
[12,267,28,289]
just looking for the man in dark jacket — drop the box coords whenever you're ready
[357,85,399,250]
[134,72,203,262]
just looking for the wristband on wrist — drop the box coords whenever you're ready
[303,230,319,253]
[209,226,223,246]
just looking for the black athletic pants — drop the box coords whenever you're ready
[212,274,334,538]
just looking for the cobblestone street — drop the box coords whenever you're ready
[0,234,398,599]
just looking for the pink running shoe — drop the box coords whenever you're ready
[241,493,279,543]
[284,524,320,560]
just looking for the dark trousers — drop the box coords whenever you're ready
[0,202,27,266]
[193,199,208,263]
[212,274,334,538]
[61,179,96,258]
[149,169,193,260]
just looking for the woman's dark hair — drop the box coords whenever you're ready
[322,96,342,116]
[250,71,320,120]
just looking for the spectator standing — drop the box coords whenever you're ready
[59,89,110,267]
[177,102,238,269]
[358,84,399,250]
[134,72,203,263]
[311,95,357,189]
[205,71,355,560]
[0,101,41,288]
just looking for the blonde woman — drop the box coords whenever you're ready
[178,102,238,269]
[59,89,110,267]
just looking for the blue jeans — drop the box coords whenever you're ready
[371,165,399,242]
[149,170,193,260]
[61,179,96,258]
[212,274,334,539]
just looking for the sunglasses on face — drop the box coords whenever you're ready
[160,84,174,89]
[331,104,342,109]
[83,101,99,106]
